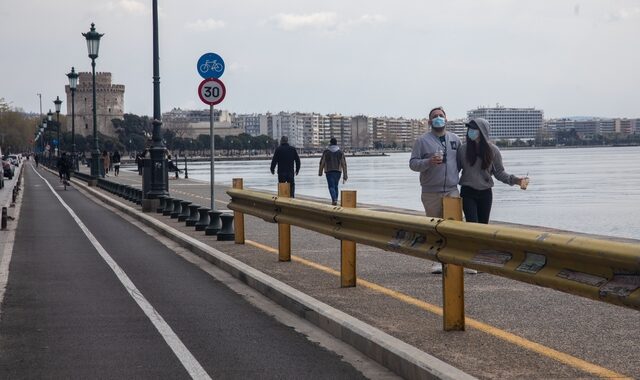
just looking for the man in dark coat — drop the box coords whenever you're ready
[270,136,301,197]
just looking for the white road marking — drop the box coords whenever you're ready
[32,165,211,380]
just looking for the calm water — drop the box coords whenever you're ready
[182,146,640,240]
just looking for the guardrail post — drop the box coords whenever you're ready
[341,190,357,287]
[278,182,291,262]
[442,196,465,331]
[232,178,245,244]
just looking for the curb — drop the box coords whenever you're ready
[66,172,476,380]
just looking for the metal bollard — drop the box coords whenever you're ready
[277,183,291,262]
[170,199,183,218]
[341,190,357,287]
[135,189,142,205]
[1,207,7,230]
[442,196,465,331]
[217,213,235,241]
[185,204,201,227]
[178,201,192,221]
[205,210,222,236]
[162,197,175,216]
[232,178,245,244]
[156,196,167,213]
[194,207,210,231]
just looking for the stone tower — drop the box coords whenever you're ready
[65,72,124,138]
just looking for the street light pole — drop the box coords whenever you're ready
[54,96,62,157]
[47,111,53,159]
[145,0,169,200]
[83,23,103,180]
[67,67,79,171]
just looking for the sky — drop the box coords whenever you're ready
[1,0,639,120]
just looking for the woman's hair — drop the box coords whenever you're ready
[466,120,493,170]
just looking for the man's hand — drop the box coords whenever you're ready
[270,170,275,175]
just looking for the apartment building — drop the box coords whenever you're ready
[467,106,543,140]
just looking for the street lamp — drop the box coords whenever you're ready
[67,67,79,170]
[82,22,103,179]
[144,0,169,202]
[54,96,62,157]
[42,118,48,159]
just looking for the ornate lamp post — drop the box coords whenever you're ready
[46,111,53,158]
[42,118,48,160]
[66,67,79,170]
[54,96,62,157]
[82,23,103,179]
[144,0,169,203]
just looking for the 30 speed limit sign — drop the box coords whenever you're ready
[198,78,226,106]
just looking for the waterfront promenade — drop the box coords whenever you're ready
[1,164,638,379]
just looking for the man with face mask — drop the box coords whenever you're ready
[409,107,463,273]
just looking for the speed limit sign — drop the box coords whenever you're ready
[198,78,226,106]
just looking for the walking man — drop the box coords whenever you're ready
[318,137,348,205]
[409,106,466,274]
[270,136,301,198]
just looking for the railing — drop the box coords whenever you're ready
[227,180,640,330]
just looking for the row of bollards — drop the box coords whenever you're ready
[93,177,234,241]
[154,195,234,240]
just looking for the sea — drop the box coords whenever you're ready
[175,146,640,240]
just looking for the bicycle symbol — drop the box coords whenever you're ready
[199,60,223,73]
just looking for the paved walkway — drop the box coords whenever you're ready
[95,165,640,379]
[0,165,383,379]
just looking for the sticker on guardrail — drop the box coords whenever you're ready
[599,274,640,297]
[556,269,607,287]
[388,230,427,249]
[516,252,547,274]
[471,250,512,267]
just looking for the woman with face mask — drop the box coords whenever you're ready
[456,118,527,224]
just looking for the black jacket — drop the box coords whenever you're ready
[270,143,301,175]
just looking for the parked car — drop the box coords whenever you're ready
[7,154,20,166]
[3,159,15,179]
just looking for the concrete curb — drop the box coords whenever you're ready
[66,173,475,380]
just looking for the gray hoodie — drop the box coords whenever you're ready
[409,130,461,193]
[457,118,517,190]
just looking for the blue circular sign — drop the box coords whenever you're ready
[197,52,225,79]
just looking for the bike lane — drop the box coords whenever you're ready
[0,165,368,379]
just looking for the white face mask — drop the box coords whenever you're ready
[467,129,480,140]
[431,116,446,129]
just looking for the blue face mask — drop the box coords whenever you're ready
[467,129,480,140]
[431,116,446,129]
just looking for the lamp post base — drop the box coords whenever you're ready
[90,151,101,178]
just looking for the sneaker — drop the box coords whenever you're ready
[331,201,337,206]
[430,262,442,274]
[464,268,478,274]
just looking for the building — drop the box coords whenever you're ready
[467,106,543,140]
[300,113,323,149]
[65,72,124,138]
[162,108,236,138]
[270,112,304,148]
[235,113,268,136]
[350,116,371,149]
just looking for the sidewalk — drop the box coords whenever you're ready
[75,166,640,379]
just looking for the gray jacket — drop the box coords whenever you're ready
[457,118,517,190]
[409,131,461,193]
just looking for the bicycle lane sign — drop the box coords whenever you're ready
[197,52,225,79]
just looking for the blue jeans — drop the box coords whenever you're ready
[325,171,342,203]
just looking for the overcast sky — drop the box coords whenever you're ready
[1,0,639,120]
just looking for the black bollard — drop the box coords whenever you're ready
[156,196,167,213]
[217,213,235,241]
[195,207,210,231]
[185,204,201,226]
[205,210,222,236]
[1,207,7,230]
[135,189,142,205]
[162,197,175,216]
[170,199,183,219]
[178,201,192,221]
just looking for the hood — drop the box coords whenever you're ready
[471,118,491,141]
[328,145,340,152]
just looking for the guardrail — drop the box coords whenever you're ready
[227,180,640,330]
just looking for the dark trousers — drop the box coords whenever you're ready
[325,171,341,203]
[278,172,296,198]
[461,186,493,224]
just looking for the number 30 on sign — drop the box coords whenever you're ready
[198,78,226,106]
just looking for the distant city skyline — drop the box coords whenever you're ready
[1,1,639,120]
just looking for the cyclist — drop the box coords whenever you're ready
[57,152,72,183]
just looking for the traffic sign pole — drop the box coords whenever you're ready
[210,104,215,211]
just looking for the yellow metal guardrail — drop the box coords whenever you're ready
[227,183,640,322]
